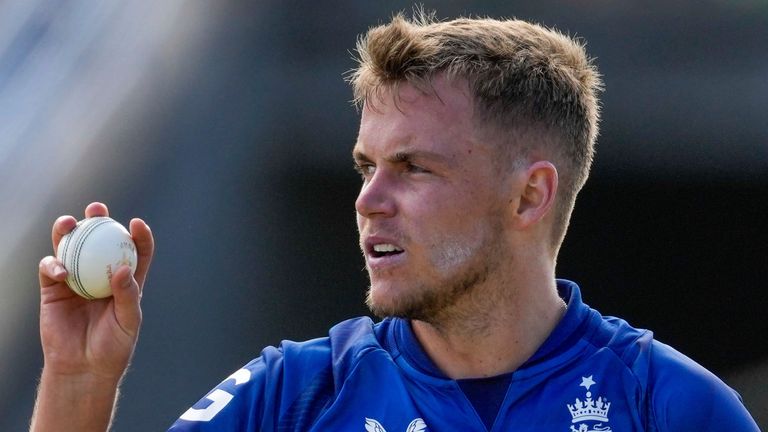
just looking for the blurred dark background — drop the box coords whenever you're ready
[1,1,765,430]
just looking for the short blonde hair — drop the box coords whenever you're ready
[349,12,602,249]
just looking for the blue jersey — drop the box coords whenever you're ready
[168,280,758,431]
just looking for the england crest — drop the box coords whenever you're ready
[566,376,612,432]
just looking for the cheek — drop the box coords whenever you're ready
[424,222,488,271]
[432,241,477,271]
[420,190,504,268]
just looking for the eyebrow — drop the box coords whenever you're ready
[352,148,453,166]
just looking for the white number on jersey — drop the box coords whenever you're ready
[179,368,252,422]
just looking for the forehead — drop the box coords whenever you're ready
[354,77,478,156]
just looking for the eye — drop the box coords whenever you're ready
[353,162,375,179]
[406,163,430,174]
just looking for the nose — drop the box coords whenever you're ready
[355,171,397,219]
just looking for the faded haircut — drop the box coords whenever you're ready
[348,11,603,251]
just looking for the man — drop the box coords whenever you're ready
[31,13,758,432]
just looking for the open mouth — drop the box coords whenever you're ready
[370,243,405,258]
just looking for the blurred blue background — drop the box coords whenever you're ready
[1,1,766,430]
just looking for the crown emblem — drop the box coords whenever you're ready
[567,376,611,424]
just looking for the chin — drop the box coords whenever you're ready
[366,264,488,322]
[365,280,437,320]
[365,282,396,318]
[366,281,413,319]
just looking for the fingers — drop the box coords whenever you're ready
[39,256,67,288]
[38,256,78,304]
[110,265,142,336]
[51,202,109,252]
[49,202,154,296]
[84,202,109,218]
[51,216,77,252]
[129,218,154,290]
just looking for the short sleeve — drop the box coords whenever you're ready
[166,335,335,431]
[647,341,759,431]
[167,346,285,432]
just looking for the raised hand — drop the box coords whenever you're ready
[31,202,154,432]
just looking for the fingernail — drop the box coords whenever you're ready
[53,263,67,278]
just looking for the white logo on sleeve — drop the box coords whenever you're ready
[365,417,427,432]
[566,375,612,432]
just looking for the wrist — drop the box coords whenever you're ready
[40,343,133,383]
[30,368,123,432]
[40,366,123,392]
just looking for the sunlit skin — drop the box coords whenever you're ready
[354,76,566,378]
[31,202,154,432]
[354,80,509,322]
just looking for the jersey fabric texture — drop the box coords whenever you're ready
[168,280,759,431]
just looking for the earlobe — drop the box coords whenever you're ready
[515,161,558,229]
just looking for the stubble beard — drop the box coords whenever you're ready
[365,220,506,326]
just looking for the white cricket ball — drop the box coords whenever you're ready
[56,216,137,299]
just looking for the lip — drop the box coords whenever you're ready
[363,235,407,270]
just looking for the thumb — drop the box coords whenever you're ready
[110,265,142,337]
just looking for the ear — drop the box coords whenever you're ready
[514,161,558,229]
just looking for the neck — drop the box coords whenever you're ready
[411,266,565,379]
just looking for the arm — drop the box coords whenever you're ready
[648,341,760,431]
[30,369,122,431]
[167,338,335,431]
[30,202,155,432]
